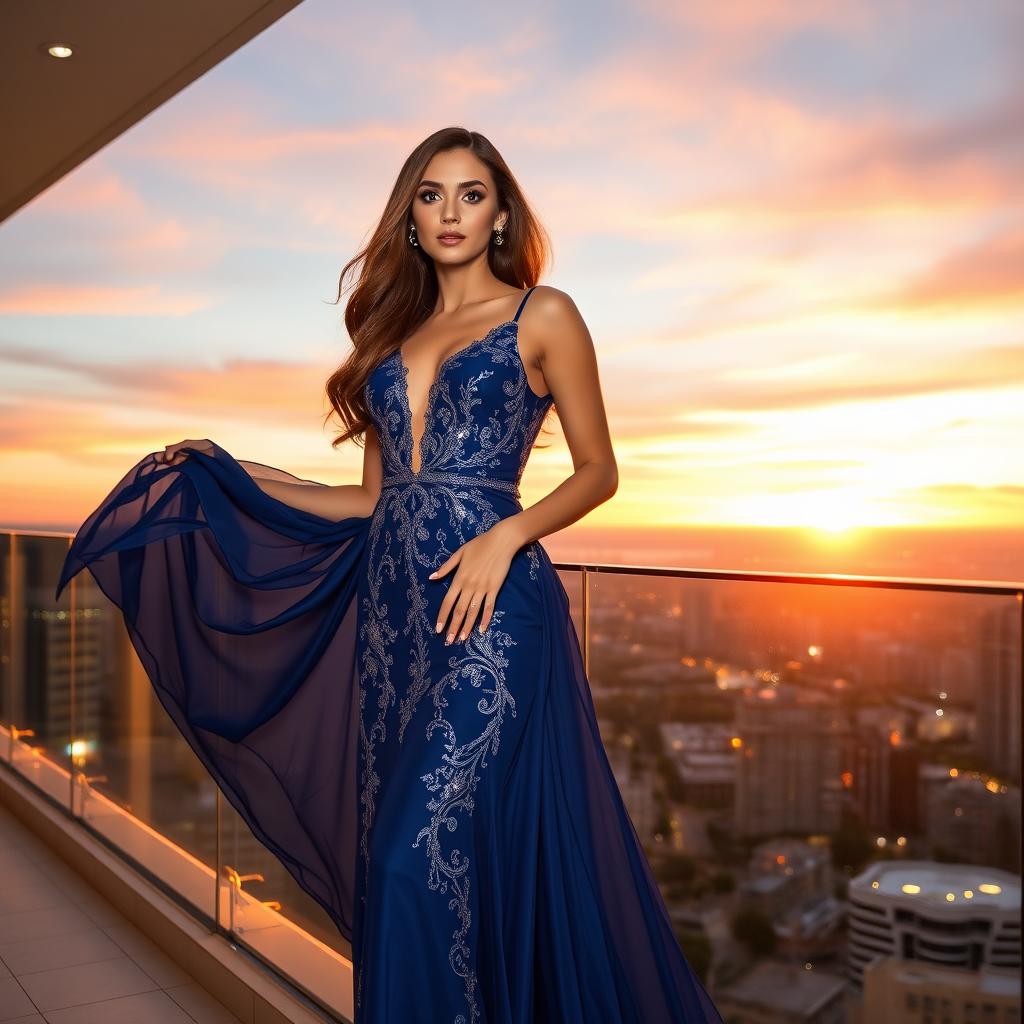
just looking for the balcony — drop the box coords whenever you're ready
[1,527,1021,1022]
[0,796,250,1023]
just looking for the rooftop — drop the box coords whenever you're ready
[850,860,1020,912]
[719,960,847,1014]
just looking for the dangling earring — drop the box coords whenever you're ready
[408,224,419,247]
[493,225,505,246]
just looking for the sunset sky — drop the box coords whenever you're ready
[2,0,1022,534]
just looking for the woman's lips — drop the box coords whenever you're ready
[438,234,465,246]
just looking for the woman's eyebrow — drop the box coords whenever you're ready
[418,179,487,189]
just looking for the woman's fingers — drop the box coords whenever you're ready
[435,579,486,644]
[431,536,513,641]
[156,439,213,466]
[476,592,496,635]
[454,593,484,643]
[440,585,471,643]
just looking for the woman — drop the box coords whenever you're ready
[56,126,723,1023]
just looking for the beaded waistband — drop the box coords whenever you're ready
[380,469,521,498]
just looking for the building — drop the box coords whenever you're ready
[715,960,847,1024]
[740,838,844,953]
[888,740,922,837]
[925,775,1021,874]
[735,685,847,838]
[862,957,1020,1024]
[741,838,833,919]
[847,861,1021,988]
[841,715,922,835]
[975,603,1022,783]
[660,721,735,806]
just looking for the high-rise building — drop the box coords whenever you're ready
[975,603,1021,783]
[842,720,922,836]
[888,741,922,836]
[847,861,1021,989]
[735,685,847,838]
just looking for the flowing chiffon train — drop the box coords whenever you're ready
[56,290,723,1023]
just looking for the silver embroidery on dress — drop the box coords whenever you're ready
[413,609,516,1024]
[357,316,553,1018]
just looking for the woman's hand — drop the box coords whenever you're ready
[430,519,524,643]
[155,438,215,467]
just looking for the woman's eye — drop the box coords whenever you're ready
[417,190,483,203]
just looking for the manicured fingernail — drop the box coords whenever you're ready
[435,622,442,633]
[446,633,453,644]
[429,571,436,578]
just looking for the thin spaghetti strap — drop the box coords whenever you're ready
[513,285,538,323]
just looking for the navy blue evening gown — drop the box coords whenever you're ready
[56,286,723,1023]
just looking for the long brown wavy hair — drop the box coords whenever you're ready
[323,126,554,450]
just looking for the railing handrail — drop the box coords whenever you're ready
[3,526,1021,597]
[549,562,1024,597]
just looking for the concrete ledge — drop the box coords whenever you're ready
[0,764,345,1024]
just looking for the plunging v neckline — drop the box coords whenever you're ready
[395,319,518,476]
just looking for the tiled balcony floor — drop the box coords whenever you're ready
[0,803,244,1024]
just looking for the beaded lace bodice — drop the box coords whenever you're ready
[363,297,553,499]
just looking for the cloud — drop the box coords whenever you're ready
[598,335,1024,417]
[0,348,340,439]
[8,170,226,278]
[878,224,1024,310]
[699,344,1024,413]
[0,285,213,316]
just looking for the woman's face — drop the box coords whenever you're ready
[410,148,506,264]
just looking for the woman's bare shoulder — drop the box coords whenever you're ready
[523,285,591,353]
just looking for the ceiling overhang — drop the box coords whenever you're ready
[1,0,304,223]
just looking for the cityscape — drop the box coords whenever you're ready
[2,528,1019,1022]
[581,571,1020,1021]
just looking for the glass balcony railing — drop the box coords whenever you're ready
[1,527,1020,1023]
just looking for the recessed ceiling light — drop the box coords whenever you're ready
[46,44,74,58]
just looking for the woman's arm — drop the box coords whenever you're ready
[428,285,618,643]
[492,285,619,549]
[157,426,384,522]
[247,425,383,520]
[252,477,377,520]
